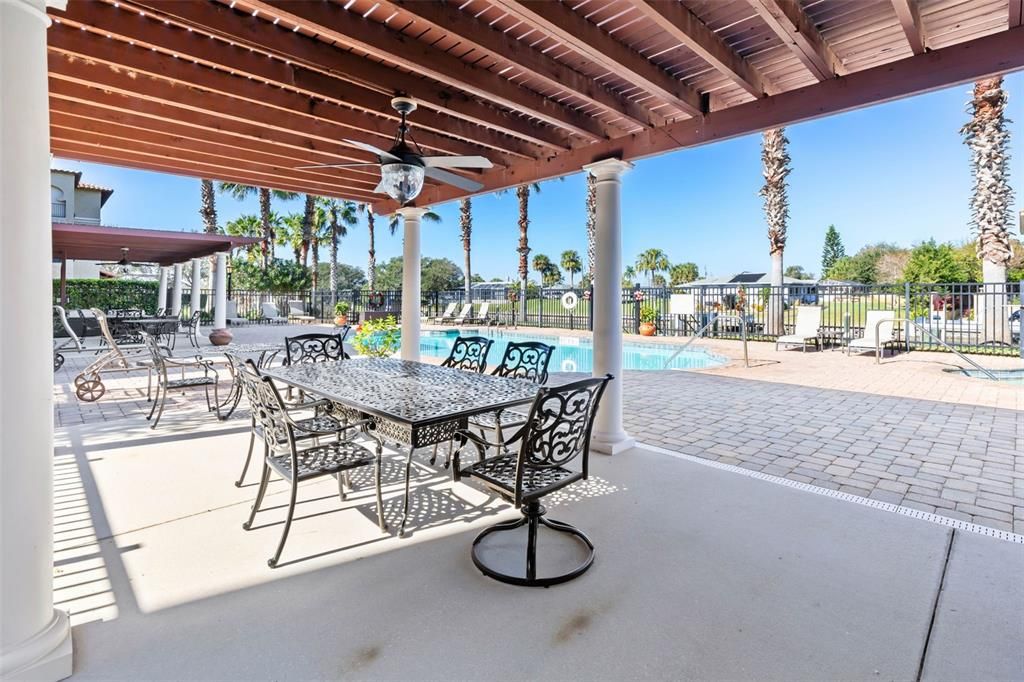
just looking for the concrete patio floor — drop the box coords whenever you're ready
[54,404,1023,680]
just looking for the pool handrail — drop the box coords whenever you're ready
[662,312,748,370]
[880,317,998,380]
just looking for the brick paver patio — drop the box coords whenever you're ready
[54,324,1024,534]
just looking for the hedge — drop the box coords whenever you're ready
[54,279,160,313]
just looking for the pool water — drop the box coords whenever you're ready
[420,330,727,373]
[960,368,1024,384]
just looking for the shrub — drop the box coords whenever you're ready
[334,301,350,316]
[352,315,400,358]
[55,279,159,312]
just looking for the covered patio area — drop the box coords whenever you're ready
[2,0,1023,678]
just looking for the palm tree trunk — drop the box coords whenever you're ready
[330,221,339,308]
[199,179,217,233]
[300,194,315,267]
[962,77,1013,343]
[516,185,530,320]
[761,128,791,336]
[259,188,273,268]
[460,198,472,304]
[311,236,320,293]
[367,210,377,292]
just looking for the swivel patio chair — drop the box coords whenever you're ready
[455,374,612,586]
[440,335,494,373]
[139,331,221,429]
[466,341,555,456]
[226,355,349,487]
[236,361,385,567]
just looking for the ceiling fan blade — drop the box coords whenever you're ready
[342,139,400,162]
[422,155,492,169]
[295,162,380,170]
[424,167,483,192]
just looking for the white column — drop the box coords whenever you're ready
[170,263,184,317]
[0,0,73,679]
[212,252,227,330]
[397,207,427,361]
[584,158,635,455]
[156,266,169,312]
[189,258,202,319]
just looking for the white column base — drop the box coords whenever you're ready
[1,610,72,681]
[590,430,636,455]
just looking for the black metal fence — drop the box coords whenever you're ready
[58,279,1023,357]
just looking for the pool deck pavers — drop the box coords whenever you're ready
[55,323,1024,534]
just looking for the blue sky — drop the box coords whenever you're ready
[54,72,1023,281]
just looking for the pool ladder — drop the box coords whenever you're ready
[662,313,749,370]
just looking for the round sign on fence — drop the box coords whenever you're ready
[561,291,579,310]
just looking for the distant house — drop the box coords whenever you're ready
[684,271,817,303]
[470,281,517,301]
[51,168,116,280]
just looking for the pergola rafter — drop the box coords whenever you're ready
[746,0,846,81]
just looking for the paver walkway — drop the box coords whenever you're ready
[619,370,1024,534]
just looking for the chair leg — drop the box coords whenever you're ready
[374,444,387,533]
[337,472,347,501]
[150,387,168,429]
[268,480,298,568]
[526,508,539,583]
[146,384,160,420]
[235,419,257,487]
[147,369,153,402]
[242,459,270,530]
[399,447,414,537]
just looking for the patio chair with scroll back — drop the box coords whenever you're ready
[139,330,221,429]
[454,374,612,586]
[236,360,385,567]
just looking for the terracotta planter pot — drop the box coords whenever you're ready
[208,328,233,346]
[335,315,348,326]
[639,322,657,336]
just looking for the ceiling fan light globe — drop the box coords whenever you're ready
[379,162,425,205]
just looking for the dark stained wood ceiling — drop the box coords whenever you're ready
[47,0,1024,213]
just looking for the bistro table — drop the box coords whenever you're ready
[263,358,539,535]
[219,343,285,418]
[109,316,180,348]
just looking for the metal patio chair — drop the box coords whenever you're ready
[455,374,612,586]
[236,360,385,568]
[440,335,494,373]
[140,331,221,429]
[227,354,350,488]
[466,341,555,456]
[284,332,348,365]
[71,309,156,403]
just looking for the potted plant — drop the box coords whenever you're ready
[352,315,401,357]
[334,301,350,326]
[639,304,658,336]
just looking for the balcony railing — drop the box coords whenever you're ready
[51,201,66,219]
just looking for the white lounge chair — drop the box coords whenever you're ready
[432,302,458,324]
[775,306,822,352]
[468,301,491,325]
[224,300,247,326]
[261,302,287,325]
[287,300,315,324]
[450,303,473,325]
[848,310,899,361]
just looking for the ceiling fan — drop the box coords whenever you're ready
[97,247,135,268]
[297,96,492,205]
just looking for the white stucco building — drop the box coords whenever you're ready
[50,168,113,279]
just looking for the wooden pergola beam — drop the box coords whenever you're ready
[55,1,534,161]
[51,127,385,200]
[489,0,703,117]
[49,112,384,192]
[52,143,379,202]
[1009,0,1022,28]
[746,0,845,81]
[385,26,1024,212]
[380,0,661,131]
[122,0,573,152]
[49,80,382,172]
[48,21,516,164]
[244,0,609,141]
[628,0,769,97]
[890,0,927,55]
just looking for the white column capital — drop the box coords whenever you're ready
[395,206,430,220]
[583,157,633,181]
[2,0,58,24]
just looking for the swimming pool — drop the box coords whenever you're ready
[959,368,1024,384]
[420,330,728,373]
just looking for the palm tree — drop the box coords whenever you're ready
[961,76,1014,342]
[387,210,441,235]
[561,249,583,287]
[360,203,378,291]
[308,201,328,293]
[318,198,357,305]
[199,179,218,234]
[532,253,552,283]
[224,214,263,263]
[277,213,305,264]
[460,198,473,303]
[760,127,791,335]
[585,173,597,286]
[300,194,316,267]
[218,182,298,268]
[622,265,637,288]
[635,248,670,286]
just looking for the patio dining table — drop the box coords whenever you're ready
[220,343,285,418]
[262,358,540,535]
